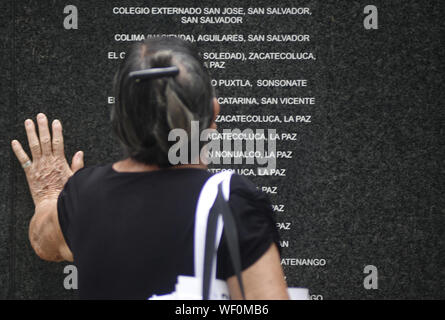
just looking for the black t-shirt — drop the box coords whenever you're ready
[57,163,280,299]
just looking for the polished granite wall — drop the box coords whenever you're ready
[1,0,443,299]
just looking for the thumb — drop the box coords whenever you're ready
[71,151,84,173]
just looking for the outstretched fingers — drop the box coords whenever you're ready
[24,118,41,160]
[52,119,65,158]
[36,113,52,156]
[11,140,32,173]
[71,151,84,173]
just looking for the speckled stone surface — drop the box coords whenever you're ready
[0,0,13,300]
[1,0,443,299]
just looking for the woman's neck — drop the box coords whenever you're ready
[112,158,207,173]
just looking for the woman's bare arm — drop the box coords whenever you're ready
[29,199,73,261]
[11,113,83,262]
[227,243,290,300]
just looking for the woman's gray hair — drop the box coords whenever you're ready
[111,37,215,167]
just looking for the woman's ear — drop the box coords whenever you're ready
[209,97,220,129]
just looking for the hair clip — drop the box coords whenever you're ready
[128,66,180,83]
